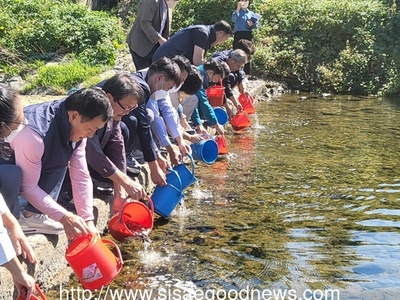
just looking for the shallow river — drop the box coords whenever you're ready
[48,93,400,299]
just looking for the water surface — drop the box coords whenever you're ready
[52,93,400,299]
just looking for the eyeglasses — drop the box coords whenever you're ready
[115,101,137,112]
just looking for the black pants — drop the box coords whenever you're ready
[129,43,160,71]
[233,31,253,75]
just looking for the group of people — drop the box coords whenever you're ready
[0,0,259,298]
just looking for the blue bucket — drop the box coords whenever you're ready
[151,169,184,218]
[190,139,218,165]
[214,107,228,126]
[172,154,197,190]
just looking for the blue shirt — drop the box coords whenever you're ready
[191,65,218,126]
[231,8,259,33]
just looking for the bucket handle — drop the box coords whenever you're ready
[166,168,183,197]
[186,153,196,180]
[101,238,124,272]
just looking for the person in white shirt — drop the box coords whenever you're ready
[0,192,36,299]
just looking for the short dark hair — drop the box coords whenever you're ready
[234,39,256,57]
[102,73,144,104]
[64,88,113,123]
[213,20,232,36]
[204,59,226,76]
[171,55,192,74]
[0,85,20,135]
[180,66,203,95]
[148,57,181,86]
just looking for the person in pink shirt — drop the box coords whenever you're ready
[7,87,113,239]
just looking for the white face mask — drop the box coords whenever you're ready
[152,89,169,101]
[151,78,168,100]
[169,82,183,93]
[4,121,26,143]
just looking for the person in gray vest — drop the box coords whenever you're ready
[86,74,147,214]
[8,88,113,239]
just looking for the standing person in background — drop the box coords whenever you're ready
[127,0,180,70]
[152,20,232,66]
[232,0,260,75]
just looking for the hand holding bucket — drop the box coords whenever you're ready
[65,233,123,291]
[152,169,184,218]
[108,196,154,242]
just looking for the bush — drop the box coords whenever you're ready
[0,0,124,67]
[25,58,103,94]
[2,0,400,96]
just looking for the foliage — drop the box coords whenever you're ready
[0,0,124,68]
[24,57,103,94]
[171,0,237,32]
[2,0,400,95]
[172,0,400,95]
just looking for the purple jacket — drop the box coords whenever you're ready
[86,119,126,178]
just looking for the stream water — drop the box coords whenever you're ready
[46,93,400,299]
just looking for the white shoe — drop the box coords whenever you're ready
[19,212,64,235]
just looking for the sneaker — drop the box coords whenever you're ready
[19,212,64,235]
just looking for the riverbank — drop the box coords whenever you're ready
[0,79,269,299]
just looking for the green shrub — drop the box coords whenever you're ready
[0,0,124,67]
[2,0,400,95]
[25,58,103,93]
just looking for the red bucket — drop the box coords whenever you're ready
[108,196,154,242]
[230,111,252,131]
[238,93,255,114]
[65,233,123,291]
[215,135,228,155]
[206,85,225,107]
[17,284,46,300]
